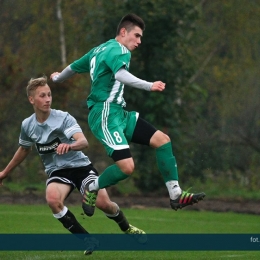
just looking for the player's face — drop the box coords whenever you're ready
[123,26,143,51]
[29,85,52,113]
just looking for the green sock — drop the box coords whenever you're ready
[98,164,129,189]
[155,142,179,182]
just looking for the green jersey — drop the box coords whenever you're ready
[71,39,131,108]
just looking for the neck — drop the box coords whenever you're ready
[115,36,123,44]
[35,109,51,123]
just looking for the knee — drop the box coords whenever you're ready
[150,131,171,148]
[118,160,135,175]
[161,133,171,144]
[122,164,134,175]
[46,194,63,212]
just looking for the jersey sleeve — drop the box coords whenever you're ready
[70,48,95,73]
[19,123,34,148]
[62,113,83,139]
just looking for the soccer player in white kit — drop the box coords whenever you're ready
[0,76,146,255]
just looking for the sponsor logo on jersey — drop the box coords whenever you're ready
[36,137,61,154]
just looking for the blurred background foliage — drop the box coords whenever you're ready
[1,0,260,198]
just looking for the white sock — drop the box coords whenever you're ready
[53,206,68,219]
[166,181,182,200]
[89,178,99,191]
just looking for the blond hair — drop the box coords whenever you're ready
[26,75,48,97]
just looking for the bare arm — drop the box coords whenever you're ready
[0,146,31,186]
[55,132,89,155]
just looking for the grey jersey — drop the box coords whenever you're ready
[19,109,91,176]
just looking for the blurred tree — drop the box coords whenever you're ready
[1,0,260,194]
[187,0,260,189]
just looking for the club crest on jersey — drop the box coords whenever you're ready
[36,138,61,154]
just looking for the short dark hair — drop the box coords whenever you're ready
[26,75,48,97]
[116,13,145,35]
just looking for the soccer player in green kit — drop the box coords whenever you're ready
[51,13,205,217]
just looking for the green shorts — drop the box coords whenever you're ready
[88,102,139,156]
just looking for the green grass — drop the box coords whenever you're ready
[1,251,259,260]
[0,205,260,259]
[2,173,260,200]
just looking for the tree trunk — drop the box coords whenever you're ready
[57,0,66,67]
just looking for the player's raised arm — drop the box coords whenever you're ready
[50,65,76,83]
[114,68,153,91]
[0,146,32,186]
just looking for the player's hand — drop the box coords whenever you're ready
[50,72,60,81]
[56,143,71,155]
[151,81,165,92]
[0,171,7,186]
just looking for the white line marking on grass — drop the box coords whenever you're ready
[220,254,252,258]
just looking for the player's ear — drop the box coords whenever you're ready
[28,96,34,104]
[120,27,126,37]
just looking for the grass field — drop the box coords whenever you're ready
[0,204,260,259]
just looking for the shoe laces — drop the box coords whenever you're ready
[181,187,193,197]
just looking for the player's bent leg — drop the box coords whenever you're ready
[97,163,130,190]
[88,150,133,203]
[115,157,135,175]
[46,183,99,254]
[46,183,86,233]
[46,182,71,213]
